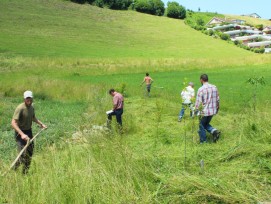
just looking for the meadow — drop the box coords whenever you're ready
[1,0,271,203]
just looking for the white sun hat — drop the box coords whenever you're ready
[24,90,33,99]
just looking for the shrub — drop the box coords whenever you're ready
[105,0,133,10]
[207,29,214,36]
[255,24,263,31]
[234,40,241,45]
[71,0,87,3]
[134,0,165,16]
[196,18,204,26]
[220,33,230,41]
[166,1,186,19]
[254,37,263,42]
[253,47,265,53]
[150,0,165,16]
[93,0,104,7]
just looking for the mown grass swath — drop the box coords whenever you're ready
[0,0,271,203]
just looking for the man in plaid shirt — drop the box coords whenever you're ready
[195,74,220,143]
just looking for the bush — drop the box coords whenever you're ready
[71,0,132,9]
[105,0,133,10]
[196,18,204,26]
[207,29,214,36]
[253,47,265,53]
[166,1,186,19]
[150,0,165,16]
[192,25,205,31]
[71,0,87,3]
[255,24,263,31]
[93,0,104,7]
[220,33,230,41]
[134,0,165,16]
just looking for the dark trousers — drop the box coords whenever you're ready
[14,129,34,174]
[107,109,123,127]
[198,116,215,143]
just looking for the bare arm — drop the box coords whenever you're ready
[141,78,146,86]
[33,116,47,129]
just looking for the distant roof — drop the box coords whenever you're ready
[248,41,271,47]
[263,26,271,32]
[243,13,261,18]
[206,17,246,26]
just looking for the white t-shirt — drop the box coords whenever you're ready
[181,86,195,104]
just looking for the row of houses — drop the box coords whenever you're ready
[206,17,271,53]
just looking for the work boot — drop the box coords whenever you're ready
[212,130,221,143]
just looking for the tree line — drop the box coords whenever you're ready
[70,0,186,19]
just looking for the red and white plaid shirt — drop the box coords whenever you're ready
[195,82,219,116]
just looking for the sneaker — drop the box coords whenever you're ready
[213,130,221,143]
[178,118,182,122]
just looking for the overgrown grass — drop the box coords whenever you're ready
[1,65,271,203]
[1,0,271,203]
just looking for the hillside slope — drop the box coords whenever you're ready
[0,0,262,59]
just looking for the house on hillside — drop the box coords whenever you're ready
[224,30,263,38]
[230,19,246,25]
[233,35,270,43]
[247,41,271,48]
[263,26,271,34]
[206,17,226,26]
[206,17,246,27]
[243,13,261,18]
[210,24,236,32]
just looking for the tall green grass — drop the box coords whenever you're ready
[3,64,271,203]
[1,0,271,203]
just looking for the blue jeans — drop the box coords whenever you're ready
[108,109,123,126]
[198,116,216,143]
[179,103,193,119]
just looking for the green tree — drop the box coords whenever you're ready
[166,1,186,19]
[105,0,133,10]
[255,24,263,31]
[134,0,165,16]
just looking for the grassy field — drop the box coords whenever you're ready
[1,0,271,203]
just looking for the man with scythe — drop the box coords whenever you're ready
[11,90,47,174]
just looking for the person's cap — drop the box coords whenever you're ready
[188,82,194,86]
[24,90,33,99]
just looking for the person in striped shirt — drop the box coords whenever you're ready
[195,74,220,144]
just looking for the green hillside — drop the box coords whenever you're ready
[0,0,269,60]
[1,0,271,203]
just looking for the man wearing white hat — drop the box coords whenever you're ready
[11,90,47,174]
[178,82,195,122]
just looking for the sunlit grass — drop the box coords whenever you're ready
[1,0,271,203]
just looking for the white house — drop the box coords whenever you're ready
[263,26,271,34]
[232,35,270,42]
[224,30,263,37]
[243,13,261,18]
[211,24,236,31]
[206,17,246,27]
[247,41,271,48]
[206,17,226,26]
